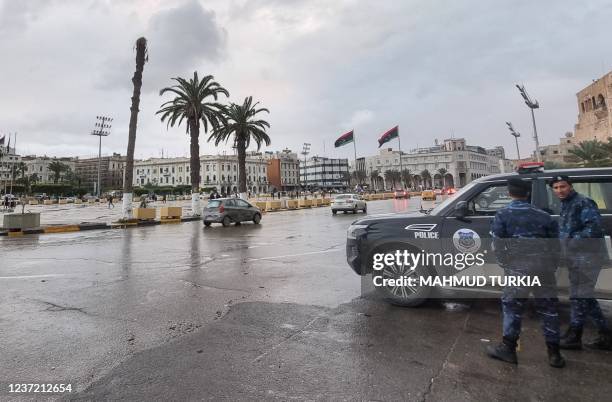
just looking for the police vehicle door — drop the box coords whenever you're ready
[540,175,612,297]
[440,181,514,283]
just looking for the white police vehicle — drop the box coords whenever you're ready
[346,164,612,306]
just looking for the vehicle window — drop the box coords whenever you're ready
[468,184,515,216]
[429,181,480,216]
[545,179,612,215]
[235,199,250,207]
[207,200,221,208]
[335,195,351,199]
[224,199,236,207]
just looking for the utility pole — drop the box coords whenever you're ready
[505,122,521,160]
[515,84,541,162]
[92,116,113,198]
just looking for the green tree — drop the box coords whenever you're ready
[209,96,270,196]
[384,169,401,189]
[48,160,68,183]
[437,167,447,187]
[401,169,411,189]
[157,71,228,214]
[568,140,610,167]
[370,169,380,190]
[123,37,148,219]
[420,169,432,188]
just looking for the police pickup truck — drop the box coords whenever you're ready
[346,164,612,306]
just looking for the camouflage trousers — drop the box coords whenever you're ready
[568,261,609,331]
[502,271,560,344]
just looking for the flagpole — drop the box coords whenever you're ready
[397,126,405,189]
[9,132,17,196]
[352,129,357,187]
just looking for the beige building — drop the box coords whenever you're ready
[574,71,612,142]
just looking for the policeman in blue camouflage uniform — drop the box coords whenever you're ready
[550,175,612,350]
[486,178,565,368]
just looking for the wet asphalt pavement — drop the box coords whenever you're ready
[1,199,611,401]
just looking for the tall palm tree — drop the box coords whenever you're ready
[370,169,380,190]
[384,169,400,189]
[17,162,26,179]
[569,140,610,167]
[437,167,447,188]
[157,71,229,214]
[123,37,148,220]
[209,96,270,197]
[48,160,68,184]
[401,169,411,189]
[420,169,431,189]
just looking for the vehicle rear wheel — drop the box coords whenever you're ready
[363,205,367,213]
[204,221,211,227]
[222,216,231,227]
[253,213,261,224]
[371,245,433,307]
[332,210,337,215]
[353,207,358,214]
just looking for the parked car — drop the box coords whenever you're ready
[203,198,262,227]
[346,165,612,307]
[394,189,410,199]
[331,194,367,215]
[421,189,436,201]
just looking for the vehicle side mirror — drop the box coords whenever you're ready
[454,201,469,219]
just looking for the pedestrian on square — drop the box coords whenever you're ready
[486,178,565,368]
[550,175,612,351]
[108,195,114,209]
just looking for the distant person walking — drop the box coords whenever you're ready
[108,195,114,209]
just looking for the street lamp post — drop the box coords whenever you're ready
[515,84,541,162]
[301,143,310,198]
[505,121,521,160]
[91,115,113,198]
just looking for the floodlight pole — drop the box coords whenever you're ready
[515,84,541,162]
[505,121,521,160]
[92,115,113,198]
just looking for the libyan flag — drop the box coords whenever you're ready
[334,130,354,148]
[378,126,399,148]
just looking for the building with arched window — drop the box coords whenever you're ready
[574,71,612,142]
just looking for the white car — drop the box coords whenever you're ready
[331,194,367,215]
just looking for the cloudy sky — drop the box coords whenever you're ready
[1,0,611,161]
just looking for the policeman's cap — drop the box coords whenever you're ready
[548,175,572,187]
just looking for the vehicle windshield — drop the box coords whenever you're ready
[428,181,480,216]
[207,200,222,208]
[335,195,353,199]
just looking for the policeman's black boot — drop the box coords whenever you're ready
[585,329,612,351]
[546,343,566,368]
[486,337,518,364]
[559,326,582,350]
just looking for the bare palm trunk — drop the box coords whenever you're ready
[122,37,147,220]
[189,119,202,215]
[237,137,247,198]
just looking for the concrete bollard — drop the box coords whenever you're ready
[133,208,156,220]
[287,199,299,209]
[43,199,53,205]
[160,206,182,219]
[29,200,39,205]
[298,199,312,208]
[75,199,83,204]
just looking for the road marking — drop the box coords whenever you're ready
[0,274,67,279]
[246,248,342,262]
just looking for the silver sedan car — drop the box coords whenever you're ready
[331,194,367,215]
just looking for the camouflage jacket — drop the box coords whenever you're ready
[559,190,607,261]
[490,200,560,272]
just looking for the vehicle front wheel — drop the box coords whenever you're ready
[371,245,433,307]
[204,221,211,227]
[222,216,231,227]
[363,205,367,213]
[332,210,337,215]
[253,213,261,224]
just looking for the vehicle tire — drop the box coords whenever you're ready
[222,216,231,227]
[363,205,367,214]
[371,244,433,307]
[332,210,337,215]
[204,221,211,227]
[353,207,358,214]
[343,211,347,214]
[253,213,261,224]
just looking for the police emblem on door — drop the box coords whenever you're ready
[453,229,481,253]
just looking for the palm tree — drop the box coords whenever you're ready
[437,167,447,188]
[384,169,400,189]
[209,96,270,197]
[123,37,148,220]
[420,169,431,189]
[569,140,610,167]
[370,169,380,190]
[48,160,68,183]
[17,162,26,179]
[401,169,411,189]
[157,71,229,214]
